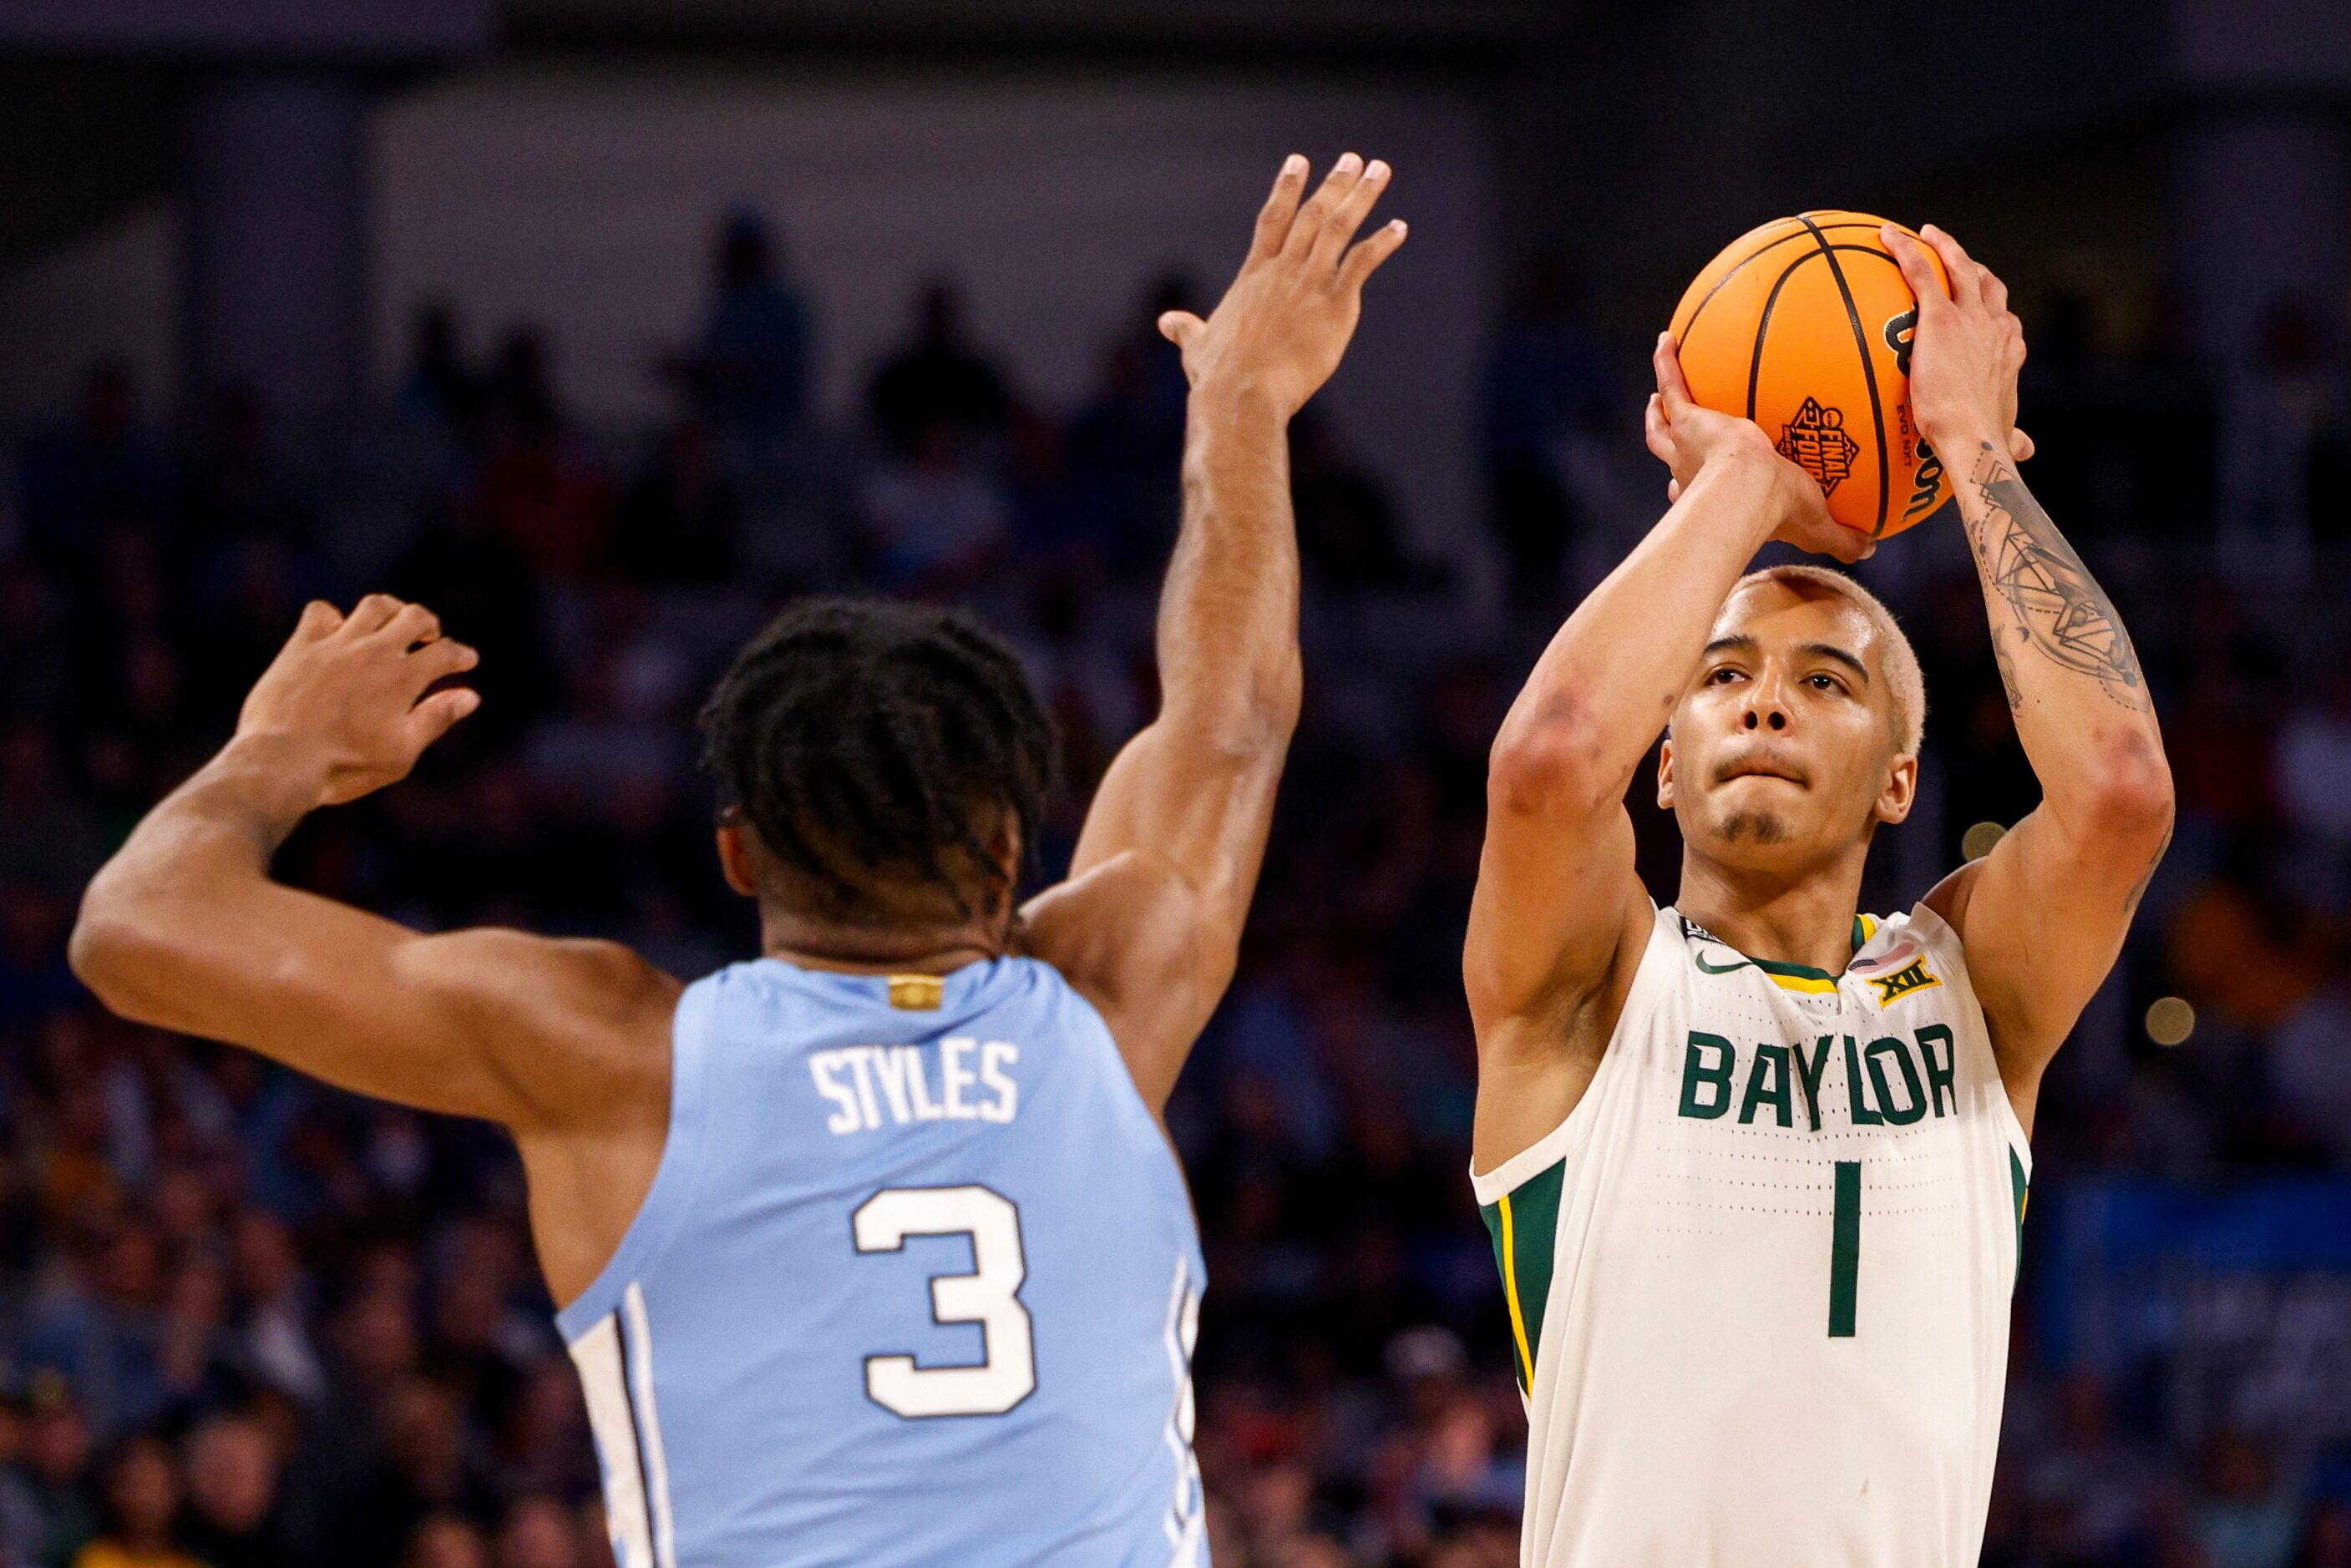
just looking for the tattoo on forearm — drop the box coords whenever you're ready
[1992,632,2024,716]
[1963,445,2150,712]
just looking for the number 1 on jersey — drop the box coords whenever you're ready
[1828,1161,1860,1338]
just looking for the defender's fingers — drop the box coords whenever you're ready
[1281,153,1365,260]
[379,601,443,649]
[1250,154,1310,260]
[1313,159,1391,269]
[1335,219,1407,294]
[1653,333,1695,412]
[410,636,479,686]
[407,686,482,749]
[1158,310,1204,348]
[342,594,405,635]
[1979,266,2011,315]
[293,599,345,642]
[1881,229,1949,311]
[2009,427,2035,463]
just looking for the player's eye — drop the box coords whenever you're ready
[1808,673,1842,692]
[1707,666,1744,685]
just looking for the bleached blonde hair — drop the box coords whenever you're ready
[1721,564,1927,755]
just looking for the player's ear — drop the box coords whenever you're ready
[715,819,760,898]
[1872,751,1919,827]
[1656,734,1677,811]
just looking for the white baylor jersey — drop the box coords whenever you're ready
[1474,903,2030,1568]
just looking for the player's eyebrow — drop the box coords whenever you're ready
[1701,635,1758,660]
[1799,642,1872,684]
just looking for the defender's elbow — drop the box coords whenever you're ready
[67,901,141,1012]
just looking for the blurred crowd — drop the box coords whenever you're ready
[0,207,2347,1568]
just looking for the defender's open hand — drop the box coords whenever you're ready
[1644,332,1867,564]
[1158,153,1407,418]
[235,594,482,807]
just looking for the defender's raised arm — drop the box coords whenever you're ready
[1021,154,1406,1110]
[1463,341,1864,1169]
[1891,225,2175,1125]
[66,597,676,1130]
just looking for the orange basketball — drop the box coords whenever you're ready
[1668,211,1953,539]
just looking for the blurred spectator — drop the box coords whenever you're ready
[858,420,1010,593]
[18,362,170,572]
[1481,255,1610,618]
[400,1514,489,1568]
[402,305,484,443]
[491,1495,575,1568]
[1290,410,1445,594]
[2195,1430,2300,1568]
[475,332,611,580]
[177,1414,289,1568]
[611,421,742,586]
[665,210,812,448]
[866,281,1011,457]
[71,1435,200,1568]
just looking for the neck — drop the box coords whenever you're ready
[1674,842,1869,975]
[759,908,1008,975]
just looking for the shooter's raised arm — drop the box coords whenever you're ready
[1892,225,2175,1122]
[1463,340,1869,1170]
[1021,153,1406,1109]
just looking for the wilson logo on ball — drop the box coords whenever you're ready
[1777,398,1860,497]
[1883,309,1918,376]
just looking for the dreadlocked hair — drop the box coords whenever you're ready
[697,598,1059,922]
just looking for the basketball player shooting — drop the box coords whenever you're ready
[1462,224,2172,1565]
[68,153,1406,1568]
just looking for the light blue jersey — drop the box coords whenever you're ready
[555,955,1208,1568]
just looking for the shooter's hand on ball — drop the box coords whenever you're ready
[235,594,482,808]
[1644,332,1867,564]
[1157,152,1407,418]
[1882,224,2035,463]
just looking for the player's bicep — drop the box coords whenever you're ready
[1929,802,2161,1077]
[1020,851,1227,1114]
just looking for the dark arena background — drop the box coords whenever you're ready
[0,2,2348,1565]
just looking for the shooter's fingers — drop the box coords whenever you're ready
[1881,228,1950,313]
[1653,332,1696,414]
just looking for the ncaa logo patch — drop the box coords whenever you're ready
[1777,398,1859,498]
[1867,959,1941,1007]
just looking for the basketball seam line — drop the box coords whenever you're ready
[1796,214,1891,537]
[1746,249,1818,423]
[1675,222,1887,346]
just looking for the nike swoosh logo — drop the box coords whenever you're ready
[1693,951,1756,976]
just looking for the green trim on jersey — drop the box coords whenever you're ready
[2009,1146,2029,1283]
[1480,1159,1565,1393]
[1684,913,1882,997]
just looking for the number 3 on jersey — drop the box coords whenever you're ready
[853,1186,1036,1418]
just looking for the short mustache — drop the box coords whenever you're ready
[1710,751,1810,787]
